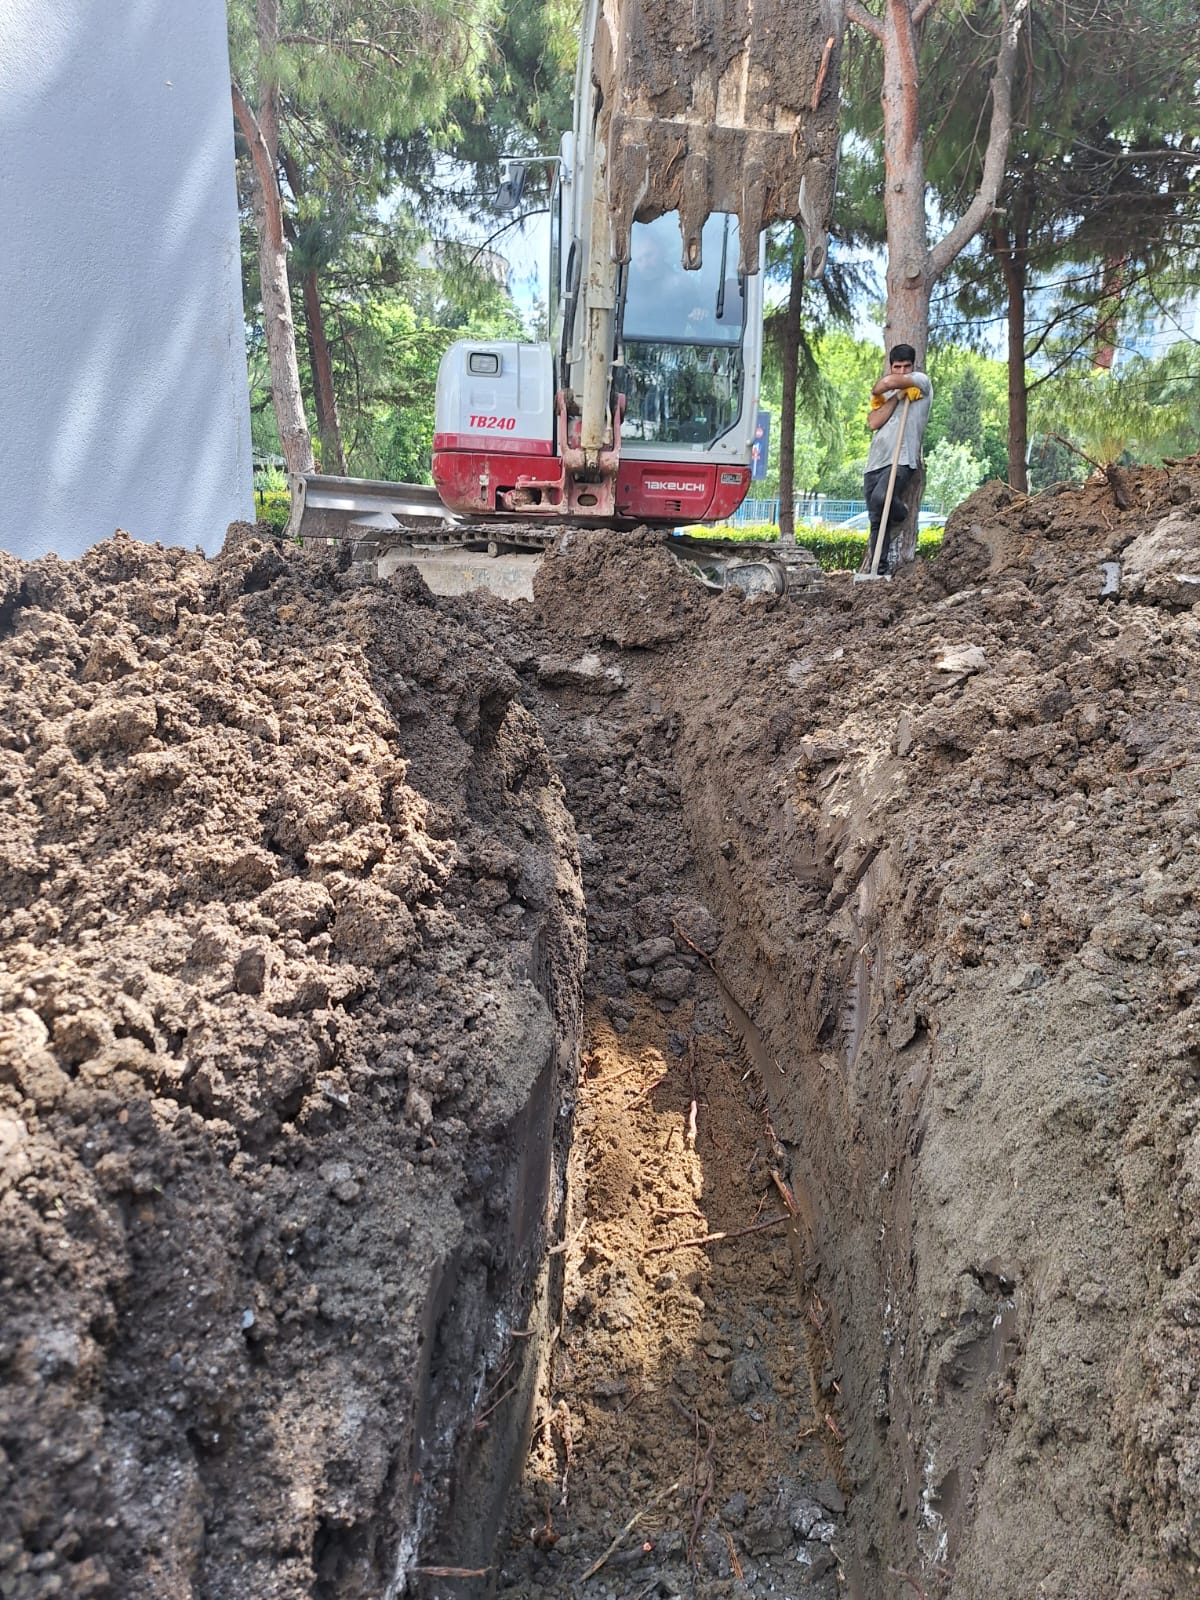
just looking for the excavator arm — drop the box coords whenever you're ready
[572,0,845,476]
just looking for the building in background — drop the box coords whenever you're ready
[1120,294,1200,364]
[0,0,252,561]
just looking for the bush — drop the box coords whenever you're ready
[254,488,290,533]
[682,521,944,571]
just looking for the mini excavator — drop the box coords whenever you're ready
[288,0,844,583]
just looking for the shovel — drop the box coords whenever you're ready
[857,393,911,582]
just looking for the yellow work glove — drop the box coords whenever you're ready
[870,386,922,409]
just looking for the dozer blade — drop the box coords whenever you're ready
[594,0,844,275]
[284,474,456,544]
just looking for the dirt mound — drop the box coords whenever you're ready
[532,526,705,650]
[0,530,583,1599]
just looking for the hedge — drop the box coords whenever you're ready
[254,489,290,533]
[681,521,944,572]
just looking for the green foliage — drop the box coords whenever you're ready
[758,223,876,511]
[683,523,945,571]
[977,420,1009,484]
[924,438,986,511]
[1032,362,1195,468]
[944,368,984,452]
[923,347,1005,452]
[249,385,284,460]
[1136,341,1200,458]
[791,525,943,571]
[822,457,870,500]
[229,0,571,476]
[930,0,1200,479]
[805,333,1010,494]
[809,329,885,484]
[1027,433,1089,492]
[229,0,498,139]
[346,288,529,481]
[253,488,291,531]
[449,0,577,170]
[255,465,289,494]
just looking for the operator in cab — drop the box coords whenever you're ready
[863,344,932,576]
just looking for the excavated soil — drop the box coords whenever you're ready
[0,533,584,1600]
[4,459,1200,1600]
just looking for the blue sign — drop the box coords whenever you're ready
[751,410,770,480]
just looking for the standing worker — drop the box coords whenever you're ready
[863,345,932,576]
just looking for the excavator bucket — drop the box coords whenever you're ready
[593,0,844,276]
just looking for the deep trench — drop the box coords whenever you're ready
[7,507,1199,1600]
[426,647,914,1600]
[399,506,1197,1600]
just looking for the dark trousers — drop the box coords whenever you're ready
[863,464,914,573]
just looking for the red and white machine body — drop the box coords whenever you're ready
[432,313,758,526]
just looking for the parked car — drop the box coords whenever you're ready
[836,510,944,531]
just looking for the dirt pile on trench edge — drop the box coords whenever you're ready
[0,530,583,1600]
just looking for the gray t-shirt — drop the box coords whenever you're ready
[865,372,932,472]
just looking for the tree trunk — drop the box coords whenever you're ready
[280,149,347,474]
[777,230,805,541]
[878,0,931,368]
[244,151,315,476]
[300,273,347,473]
[875,0,930,562]
[847,0,1030,562]
[230,3,313,477]
[992,207,1029,494]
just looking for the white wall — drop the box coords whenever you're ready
[0,0,253,560]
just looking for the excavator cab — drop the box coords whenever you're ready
[618,212,749,450]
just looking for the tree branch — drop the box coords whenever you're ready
[844,0,884,42]
[231,80,285,254]
[278,32,410,72]
[927,0,1031,281]
[911,0,939,25]
[1047,432,1105,475]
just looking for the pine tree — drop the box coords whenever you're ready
[228,0,501,475]
[943,369,984,454]
[933,0,1200,490]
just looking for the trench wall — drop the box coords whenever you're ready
[674,678,1183,1597]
